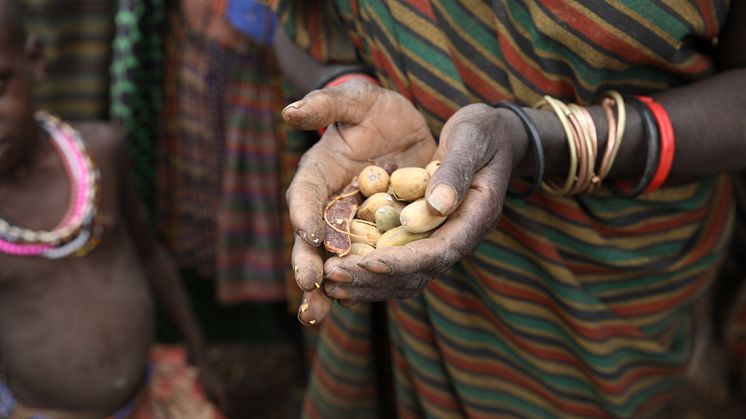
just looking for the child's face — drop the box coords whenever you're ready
[0,34,42,171]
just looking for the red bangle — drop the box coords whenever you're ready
[324,73,380,89]
[636,95,675,194]
[318,73,380,135]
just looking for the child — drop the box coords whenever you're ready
[0,1,225,417]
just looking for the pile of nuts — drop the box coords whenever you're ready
[323,160,445,257]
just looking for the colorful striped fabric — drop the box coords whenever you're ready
[158,10,288,303]
[23,0,115,120]
[275,1,735,417]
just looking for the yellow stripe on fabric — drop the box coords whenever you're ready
[427,277,670,368]
[491,9,582,100]
[660,0,709,34]
[424,287,677,409]
[523,0,629,72]
[608,2,684,49]
[390,2,470,95]
[556,2,667,66]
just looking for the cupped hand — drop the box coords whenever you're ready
[321,103,530,306]
[283,79,436,325]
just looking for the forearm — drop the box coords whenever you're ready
[145,250,207,363]
[512,68,746,184]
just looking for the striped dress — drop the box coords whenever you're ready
[275,1,735,418]
[158,6,289,303]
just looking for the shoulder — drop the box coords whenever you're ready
[71,121,127,158]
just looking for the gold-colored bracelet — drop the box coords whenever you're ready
[575,105,599,194]
[535,96,578,196]
[599,90,626,180]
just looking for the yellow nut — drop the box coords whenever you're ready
[357,192,403,222]
[390,167,430,201]
[425,160,442,177]
[349,242,376,256]
[350,219,382,246]
[400,199,447,234]
[358,165,390,197]
[376,226,431,248]
[374,206,401,232]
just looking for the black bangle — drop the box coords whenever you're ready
[608,96,659,198]
[493,101,545,199]
[313,65,377,91]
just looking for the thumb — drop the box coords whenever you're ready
[282,78,379,131]
[426,122,493,217]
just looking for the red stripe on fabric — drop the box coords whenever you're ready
[695,0,718,38]
[451,54,509,103]
[614,271,710,316]
[481,278,645,339]
[371,48,413,101]
[497,33,572,97]
[326,315,373,355]
[308,10,324,61]
[529,193,707,237]
[409,82,456,121]
[681,180,731,265]
[425,281,666,396]
[500,219,564,263]
[439,341,606,417]
[541,2,649,64]
[314,361,376,399]
[405,0,436,20]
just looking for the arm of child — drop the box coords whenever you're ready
[111,128,228,410]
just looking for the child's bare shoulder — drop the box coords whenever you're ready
[71,121,126,158]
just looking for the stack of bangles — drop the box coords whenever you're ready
[495,90,674,198]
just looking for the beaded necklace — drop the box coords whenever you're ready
[0,112,102,258]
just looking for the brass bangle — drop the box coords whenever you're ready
[535,96,578,196]
[600,91,625,177]
[576,105,598,194]
[594,97,618,189]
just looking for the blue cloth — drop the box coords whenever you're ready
[225,0,276,44]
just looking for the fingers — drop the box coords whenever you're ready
[298,289,333,326]
[282,79,379,131]
[292,235,325,291]
[287,143,356,245]
[324,283,426,303]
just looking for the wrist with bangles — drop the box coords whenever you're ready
[493,91,674,199]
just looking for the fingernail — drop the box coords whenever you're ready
[325,285,338,298]
[308,232,321,246]
[326,267,352,282]
[283,100,305,113]
[297,310,310,326]
[428,184,457,216]
[358,260,392,274]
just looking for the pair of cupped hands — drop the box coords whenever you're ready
[284,79,530,325]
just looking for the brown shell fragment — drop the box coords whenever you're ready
[323,181,363,256]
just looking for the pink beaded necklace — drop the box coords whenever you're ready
[0,112,101,258]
